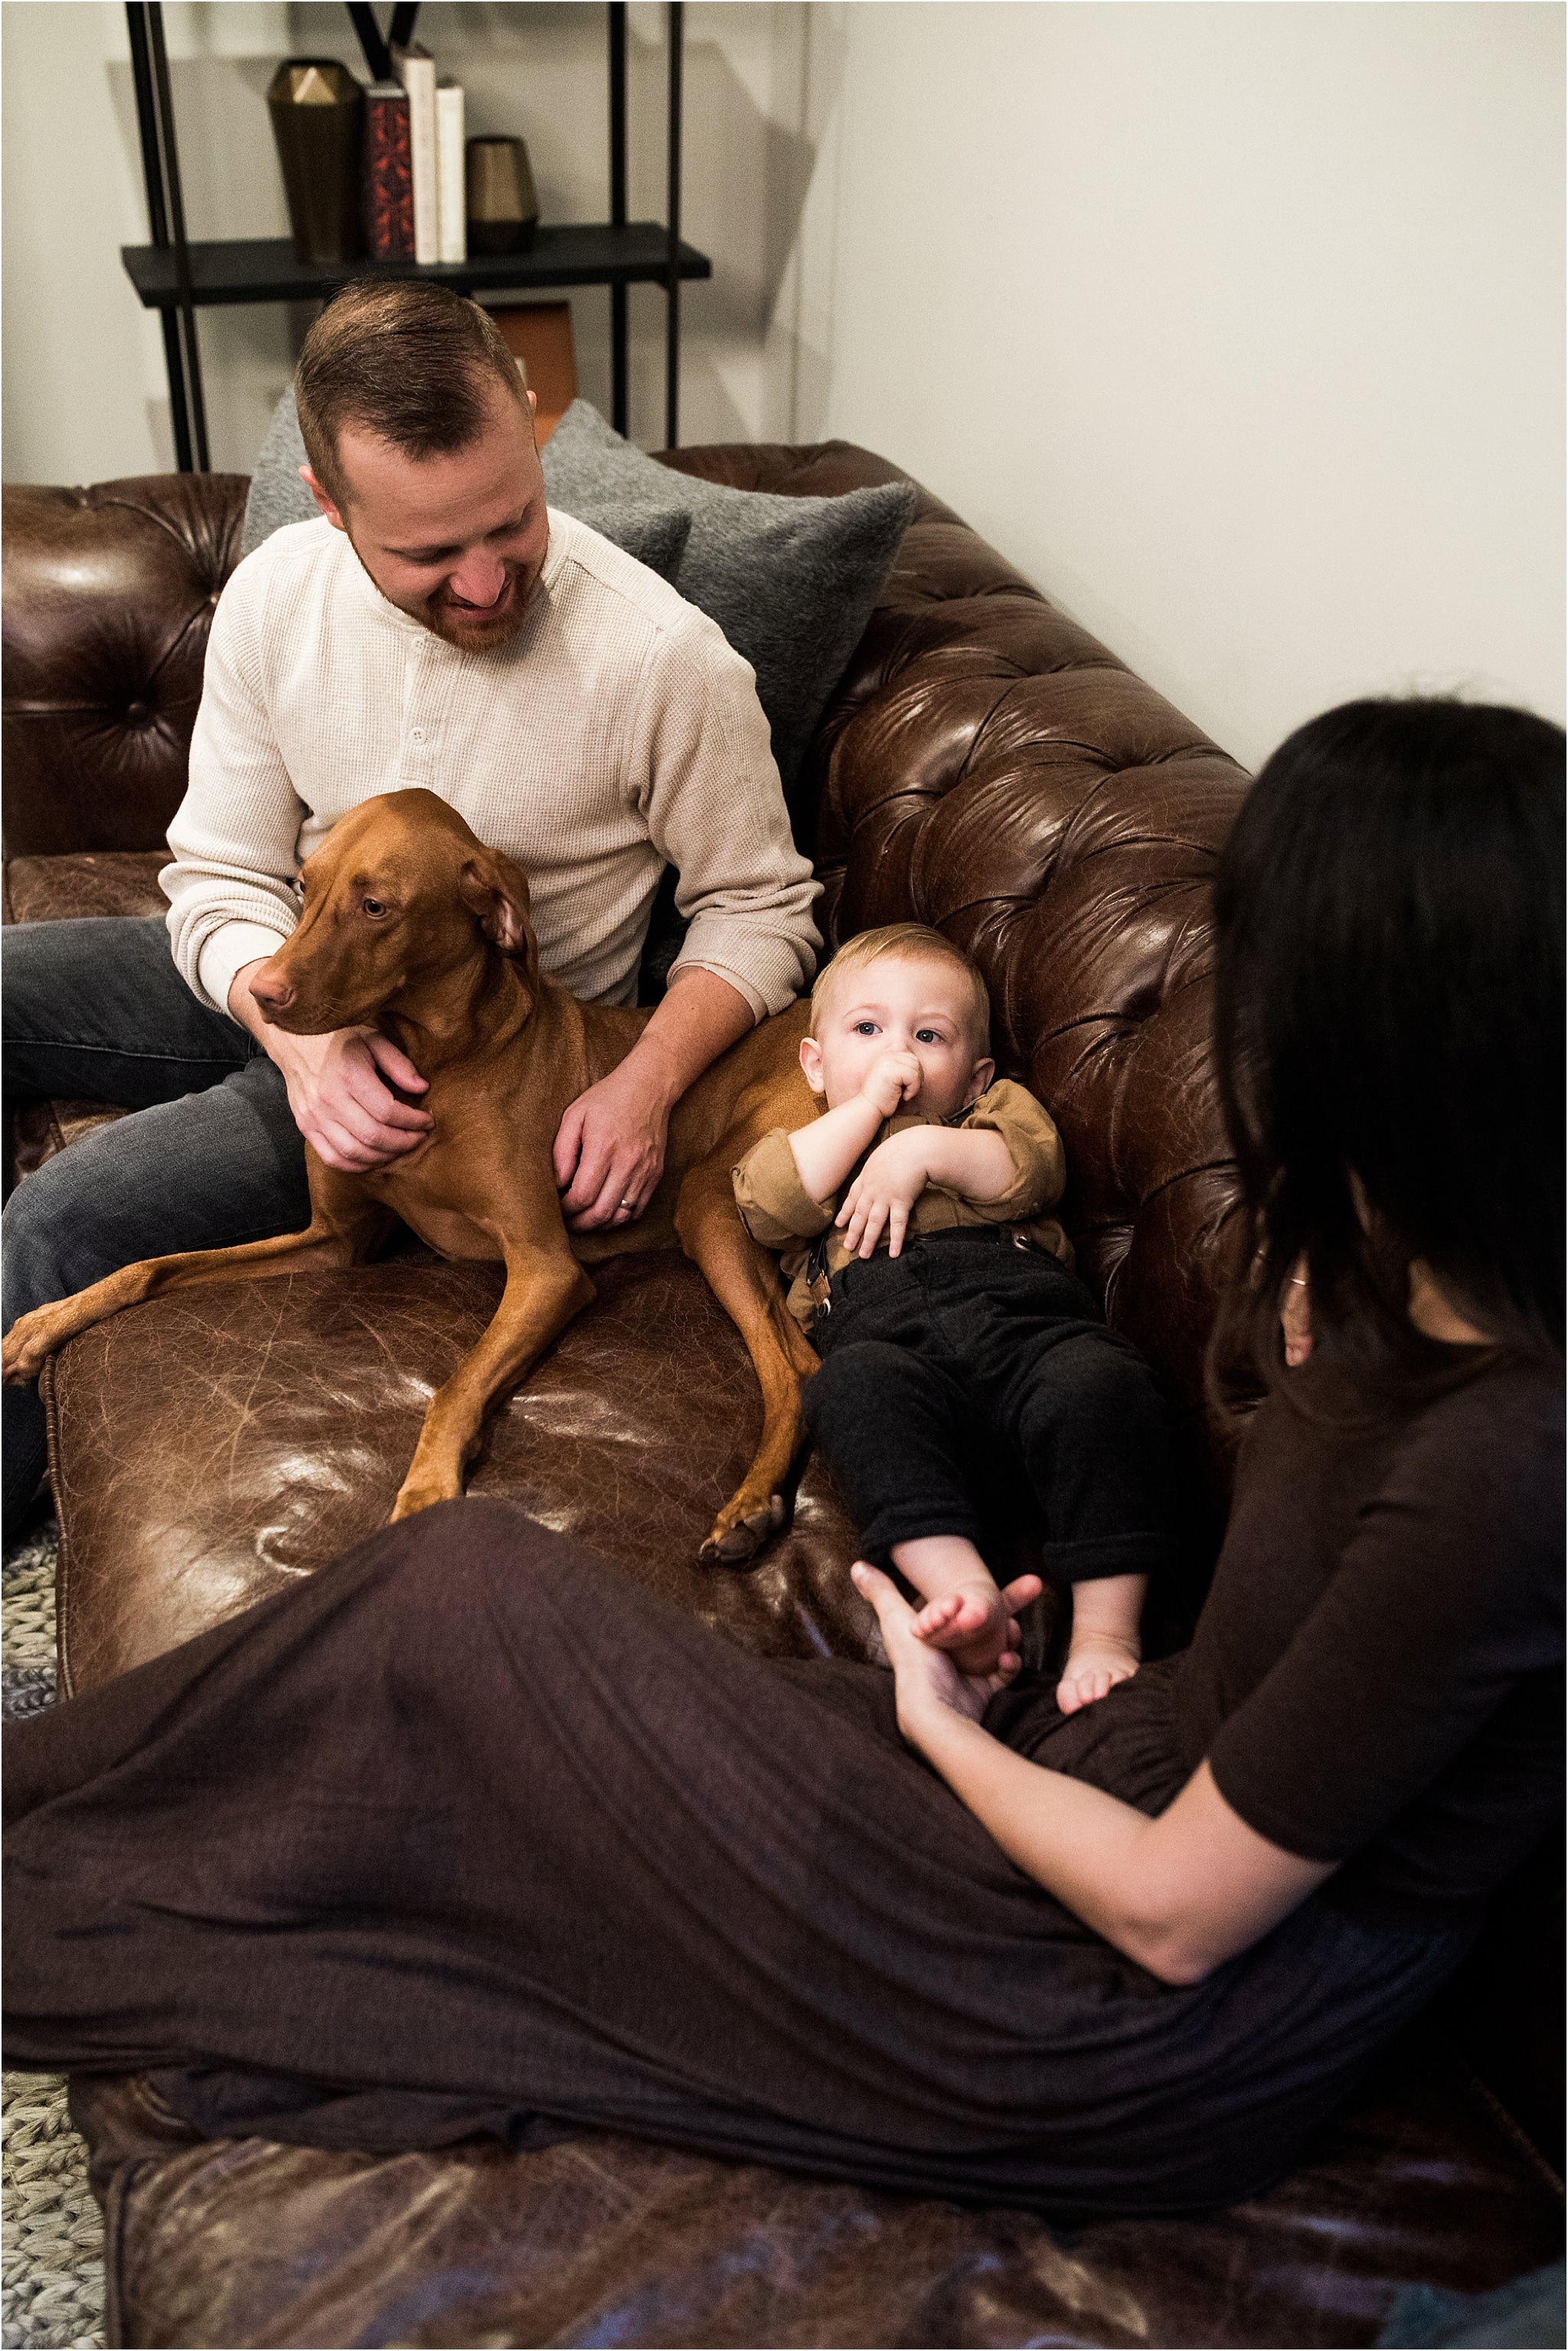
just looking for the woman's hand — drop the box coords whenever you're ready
[851,1560,1043,1744]
[837,1130,933,1259]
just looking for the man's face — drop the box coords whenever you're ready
[303,378,550,652]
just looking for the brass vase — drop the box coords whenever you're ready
[466,136,540,256]
[267,59,364,266]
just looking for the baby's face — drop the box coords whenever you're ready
[805,953,992,1118]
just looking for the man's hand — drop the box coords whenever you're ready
[837,1127,935,1259]
[230,958,430,1172]
[553,1054,674,1230]
[270,1027,431,1171]
[858,1047,923,1120]
[554,966,755,1232]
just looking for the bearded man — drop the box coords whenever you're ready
[2,283,819,1539]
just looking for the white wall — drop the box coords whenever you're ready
[5,2,1561,768]
[1,0,822,480]
[782,2,1565,769]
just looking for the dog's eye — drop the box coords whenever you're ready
[362,897,388,918]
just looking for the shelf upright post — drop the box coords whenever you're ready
[145,2,209,472]
[126,2,210,472]
[609,3,629,436]
[125,1,192,471]
[664,1,683,450]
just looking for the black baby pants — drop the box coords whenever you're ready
[803,1229,1177,1585]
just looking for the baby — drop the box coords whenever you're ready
[733,924,1176,1711]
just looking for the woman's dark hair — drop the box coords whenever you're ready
[1211,697,1564,1404]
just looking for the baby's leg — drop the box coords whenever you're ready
[805,1341,1025,1672]
[1057,1573,1147,1714]
[1008,1327,1178,1578]
[802,1339,978,1565]
[1002,1323,1178,1709]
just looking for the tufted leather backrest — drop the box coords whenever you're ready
[2,476,247,856]
[3,452,1250,1509]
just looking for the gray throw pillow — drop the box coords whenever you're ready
[542,399,916,803]
[239,388,692,584]
[240,388,318,554]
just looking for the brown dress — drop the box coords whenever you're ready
[3,1359,1560,2220]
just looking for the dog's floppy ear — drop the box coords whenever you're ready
[459,849,539,982]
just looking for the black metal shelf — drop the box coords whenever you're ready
[121,0,693,470]
[122,226,712,310]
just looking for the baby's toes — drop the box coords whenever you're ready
[912,1595,959,1640]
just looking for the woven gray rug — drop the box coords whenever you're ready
[2,1523,106,2351]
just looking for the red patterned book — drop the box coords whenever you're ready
[363,81,415,260]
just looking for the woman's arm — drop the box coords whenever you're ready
[853,1564,1331,1986]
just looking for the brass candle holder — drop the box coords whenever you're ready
[465,136,540,256]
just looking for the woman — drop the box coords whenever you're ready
[5,698,1562,2219]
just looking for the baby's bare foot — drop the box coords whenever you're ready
[1056,1635,1140,1715]
[911,1581,1013,1676]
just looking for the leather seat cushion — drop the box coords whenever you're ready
[4,849,168,925]
[51,1249,878,1695]
[70,2041,1563,2350]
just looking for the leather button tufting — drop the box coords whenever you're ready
[124,699,151,727]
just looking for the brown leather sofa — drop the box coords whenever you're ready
[4,453,1560,2348]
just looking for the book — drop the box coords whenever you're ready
[393,42,439,266]
[362,80,414,260]
[436,80,466,264]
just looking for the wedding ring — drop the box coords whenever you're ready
[619,1198,635,1212]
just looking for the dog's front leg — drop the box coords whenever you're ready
[390,1241,594,1520]
[674,1156,822,1564]
[0,1209,364,1388]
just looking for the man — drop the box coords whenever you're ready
[2,283,819,1538]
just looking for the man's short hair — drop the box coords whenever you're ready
[810,923,991,1050]
[295,280,528,508]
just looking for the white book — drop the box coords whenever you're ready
[436,80,466,264]
[393,42,439,266]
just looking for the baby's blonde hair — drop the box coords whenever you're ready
[810,923,991,1050]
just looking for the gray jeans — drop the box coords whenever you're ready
[2,918,309,1535]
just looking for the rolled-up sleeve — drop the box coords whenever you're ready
[962,1081,1067,1220]
[732,1128,836,1247]
[161,565,303,1016]
[639,621,820,1019]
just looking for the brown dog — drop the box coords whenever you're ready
[2,790,821,1559]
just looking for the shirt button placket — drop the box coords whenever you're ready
[402,641,434,784]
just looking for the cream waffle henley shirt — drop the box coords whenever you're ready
[162,508,821,1022]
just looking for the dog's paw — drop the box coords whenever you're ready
[700,1490,787,1567]
[388,1473,464,1522]
[2,1308,68,1385]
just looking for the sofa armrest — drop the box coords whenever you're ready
[2,473,248,857]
